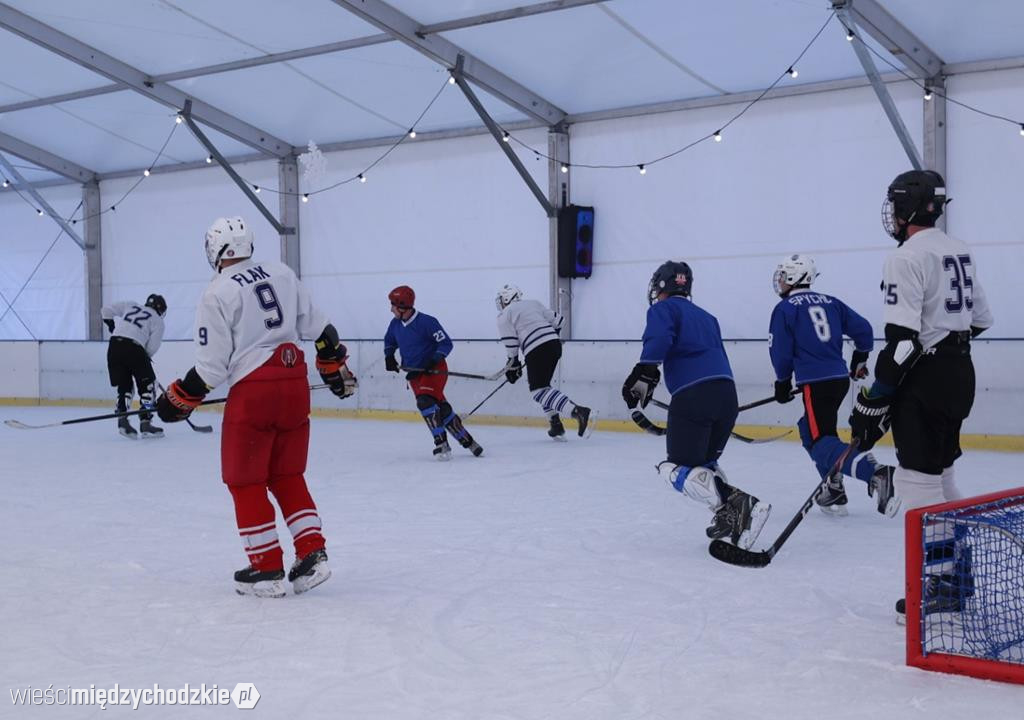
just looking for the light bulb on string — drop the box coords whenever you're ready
[302,194,309,203]
[175,115,183,124]
[205,156,213,164]
[638,164,646,175]
[714,130,723,142]
[924,89,933,101]
[1019,124,1024,136]
[408,129,416,138]
[846,28,855,41]
[448,74,456,85]
[2,179,8,188]
[787,67,798,78]
[143,168,151,177]
[37,208,44,216]
[359,173,367,183]
[502,132,510,143]
[560,164,568,173]
[253,185,260,193]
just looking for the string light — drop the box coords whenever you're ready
[714,130,723,142]
[408,129,417,138]
[143,168,151,177]
[924,88,933,101]
[448,74,456,85]
[302,193,309,202]
[502,132,510,143]
[560,164,568,173]
[359,173,367,183]
[1019,124,1024,137]
[787,66,798,78]
[846,28,855,41]
[175,115,183,124]
[2,179,8,188]
[205,155,213,164]
[253,185,260,193]
[638,164,646,175]
[36,208,43,216]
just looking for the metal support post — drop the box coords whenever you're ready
[83,180,103,339]
[278,156,301,274]
[548,127,572,337]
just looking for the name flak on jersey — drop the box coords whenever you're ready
[227,264,272,287]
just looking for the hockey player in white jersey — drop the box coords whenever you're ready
[495,285,595,439]
[101,294,166,438]
[155,216,357,598]
[848,171,993,619]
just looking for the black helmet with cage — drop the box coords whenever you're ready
[883,170,949,243]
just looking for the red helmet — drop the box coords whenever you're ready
[388,285,415,310]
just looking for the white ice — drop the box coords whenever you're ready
[1,407,1020,718]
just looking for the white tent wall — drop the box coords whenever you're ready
[299,128,552,341]
[0,183,87,339]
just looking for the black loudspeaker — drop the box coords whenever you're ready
[557,205,595,279]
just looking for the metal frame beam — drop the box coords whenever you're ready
[180,101,292,236]
[278,156,301,274]
[83,179,103,339]
[452,56,554,217]
[836,0,942,80]
[0,2,292,157]
[0,130,95,182]
[836,7,922,169]
[330,0,566,126]
[0,152,85,247]
[548,128,572,337]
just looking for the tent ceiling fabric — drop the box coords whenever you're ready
[0,0,1022,180]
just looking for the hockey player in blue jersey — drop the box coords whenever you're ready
[622,261,771,549]
[384,285,482,460]
[768,254,898,517]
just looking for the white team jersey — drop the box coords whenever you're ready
[194,258,329,389]
[101,300,165,357]
[882,227,994,349]
[497,298,563,358]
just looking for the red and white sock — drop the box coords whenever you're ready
[228,485,283,572]
[269,474,326,560]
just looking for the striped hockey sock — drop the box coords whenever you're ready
[229,484,283,572]
[269,474,326,560]
[532,386,576,418]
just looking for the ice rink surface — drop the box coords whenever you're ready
[1,407,1021,718]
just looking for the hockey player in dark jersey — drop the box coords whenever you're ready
[384,285,483,460]
[622,261,771,549]
[768,253,898,517]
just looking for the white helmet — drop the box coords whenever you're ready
[772,253,818,297]
[495,284,522,311]
[205,216,254,271]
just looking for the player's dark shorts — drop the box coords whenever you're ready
[525,340,561,391]
[106,336,155,393]
[666,378,738,467]
[798,377,849,447]
[891,341,975,474]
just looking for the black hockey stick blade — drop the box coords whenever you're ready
[631,409,665,436]
[708,438,861,568]
[185,418,214,433]
[646,398,789,444]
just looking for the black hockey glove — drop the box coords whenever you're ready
[622,363,660,409]
[849,387,892,451]
[103,318,115,333]
[385,353,400,373]
[505,357,523,384]
[774,378,794,404]
[849,350,870,380]
[425,352,445,370]
[156,368,209,423]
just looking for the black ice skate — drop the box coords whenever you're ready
[117,416,138,439]
[548,415,567,442]
[139,418,164,438]
[571,405,596,438]
[896,551,973,624]
[288,549,331,595]
[868,464,900,517]
[725,490,771,550]
[234,566,286,598]
[815,472,849,516]
[460,436,484,457]
[433,439,452,461]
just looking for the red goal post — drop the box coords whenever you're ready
[905,486,1024,684]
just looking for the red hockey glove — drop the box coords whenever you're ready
[156,380,203,423]
[316,346,357,400]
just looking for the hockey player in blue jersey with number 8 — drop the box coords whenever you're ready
[623,261,771,550]
[768,254,898,517]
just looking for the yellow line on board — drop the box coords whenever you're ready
[3,397,1021,452]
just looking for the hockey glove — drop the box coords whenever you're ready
[385,353,400,373]
[774,378,794,404]
[425,352,446,371]
[103,318,115,333]
[316,343,357,399]
[849,350,870,380]
[505,357,523,384]
[849,386,892,451]
[622,363,660,409]
[156,379,204,423]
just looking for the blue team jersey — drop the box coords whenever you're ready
[384,311,453,370]
[639,295,733,395]
[768,290,873,385]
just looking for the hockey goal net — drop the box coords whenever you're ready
[905,486,1024,683]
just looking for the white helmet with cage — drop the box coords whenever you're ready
[495,284,522,311]
[772,253,818,297]
[205,216,254,271]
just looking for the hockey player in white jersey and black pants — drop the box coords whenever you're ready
[495,285,595,439]
[848,170,993,620]
[101,294,166,438]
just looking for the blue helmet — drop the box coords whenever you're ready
[648,261,692,305]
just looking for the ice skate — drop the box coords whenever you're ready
[289,549,331,595]
[548,415,567,442]
[868,463,900,517]
[117,416,138,439]
[815,473,848,516]
[234,566,286,598]
[571,405,596,438]
[433,440,452,461]
[139,418,164,438]
[726,490,771,550]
